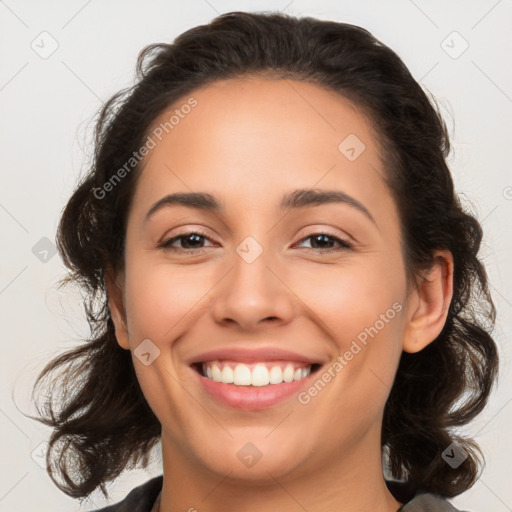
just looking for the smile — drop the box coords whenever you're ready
[191,360,322,411]
[199,360,319,386]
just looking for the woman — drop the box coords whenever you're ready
[30,11,498,512]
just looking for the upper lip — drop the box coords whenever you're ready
[188,346,324,365]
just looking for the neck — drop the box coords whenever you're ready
[158,426,402,512]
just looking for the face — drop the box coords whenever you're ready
[109,77,421,483]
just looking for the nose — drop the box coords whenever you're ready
[211,243,295,331]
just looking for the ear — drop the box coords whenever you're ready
[105,267,130,350]
[402,249,454,353]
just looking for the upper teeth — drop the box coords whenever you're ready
[202,361,312,386]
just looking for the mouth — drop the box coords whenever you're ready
[190,359,323,411]
[192,360,323,386]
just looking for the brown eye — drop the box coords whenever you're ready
[296,232,353,252]
[159,230,214,252]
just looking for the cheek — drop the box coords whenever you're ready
[295,258,405,402]
[296,256,404,341]
[123,257,207,341]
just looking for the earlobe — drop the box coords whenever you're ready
[402,250,454,354]
[105,268,130,350]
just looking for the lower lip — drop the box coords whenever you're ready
[193,367,318,411]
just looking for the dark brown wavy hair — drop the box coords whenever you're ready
[27,10,499,502]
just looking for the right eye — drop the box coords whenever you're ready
[159,230,216,253]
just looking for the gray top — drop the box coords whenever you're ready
[398,492,468,511]
[88,475,469,511]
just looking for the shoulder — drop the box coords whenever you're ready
[86,475,163,512]
[386,480,471,512]
[400,492,471,511]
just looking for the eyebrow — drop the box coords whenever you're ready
[144,188,376,226]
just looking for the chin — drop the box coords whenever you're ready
[193,436,307,482]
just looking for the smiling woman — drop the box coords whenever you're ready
[28,10,498,512]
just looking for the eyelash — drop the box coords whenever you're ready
[158,229,353,254]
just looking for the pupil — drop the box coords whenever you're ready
[312,234,332,248]
[184,234,202,248]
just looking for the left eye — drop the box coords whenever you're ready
[295,233,353,252]
[159,231,352,253]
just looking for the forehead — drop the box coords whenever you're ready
[149,76,381,162]
[131,76,396,226]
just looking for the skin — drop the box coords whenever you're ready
[106,76,454,512]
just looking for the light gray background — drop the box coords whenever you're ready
[1,1,511,511]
